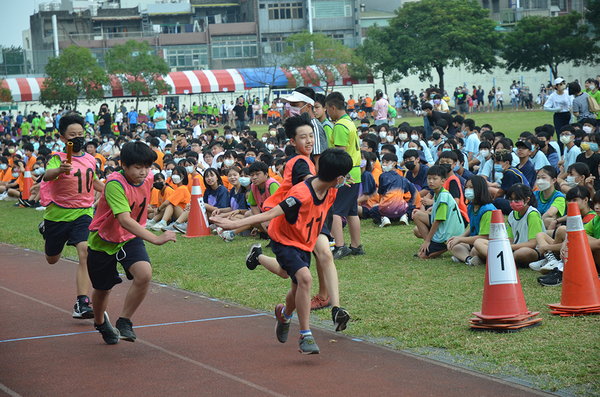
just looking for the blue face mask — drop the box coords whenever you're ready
[590,143,599,152]
[335,180,345,189]
[494,164,504,173]
[245,156,256,164]
[442,148,451,152]
[453,164,460,172]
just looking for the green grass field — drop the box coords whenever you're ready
[2,110,598,394]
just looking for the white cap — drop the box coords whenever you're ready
[554,77,565,85]
[282,90,314,105]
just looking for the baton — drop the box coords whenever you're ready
[65,142,73,175]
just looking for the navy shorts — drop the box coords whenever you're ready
[333,182,359,217]
[87,238,150,291]
[270,240,311,284]
[424,241,447,257]
[44,215,92,257]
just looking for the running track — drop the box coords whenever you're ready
[0,244,555,397]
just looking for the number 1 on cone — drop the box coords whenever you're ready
[487,240,518,285]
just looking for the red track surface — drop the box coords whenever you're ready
[0,244,554,397]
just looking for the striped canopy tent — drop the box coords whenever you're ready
[281,64,373,90]
[164,69,246,95]
[1,78,46,102]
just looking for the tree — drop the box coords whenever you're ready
[283,31,353,94]
[0,80,13,103]
[586,0,600,34]
[385,0,500,93]
[39,45,108,111]
[350,26,398,96]
[501,12,599,79]
[105,40,171,110]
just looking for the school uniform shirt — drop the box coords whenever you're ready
[229,186,248,211]
[204,185,229,208]
[541,146,560,172]
[563,144,581,170]
[584,214,600,237]
[534,189,566,217]
[187,173,205,195]
[377,171,418,218]
[406,164,429,192]
[150,185,174,207]
[169,185,192,210]
[506,206,545,245]
[516,160,536,188]
[500,167,529,196]
[359,170,379,210]
[465,132,481,158]
[430,187,465,244]
[529,149,550,170]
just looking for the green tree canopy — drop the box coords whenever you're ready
[501,12,599,78]
[40,45,108,111]
[105,40,171,109]
[585,0,600,34]
[283,31,353,93]
[0,80,13,103]
[385,0,500,92]
[350,26,398,95]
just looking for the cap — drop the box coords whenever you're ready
[157,104,163,108]
[516,140,532,150]
[282,90,314,105]
[554,77,565,85]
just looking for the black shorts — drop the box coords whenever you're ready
[44,215,92,257]
[333,182,359,217]
[319,222,331,239]
[270,240,311,285]
[87,238,150,291]
[424,241,447,257]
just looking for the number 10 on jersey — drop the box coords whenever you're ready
[487,239,518,285]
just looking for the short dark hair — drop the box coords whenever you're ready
[427,164,447,179]
[403,149,419,160]
[284,113,313,140]
[566,185,590,201]
[463,119,475,131]
[248,160,268,174]
[421,102,433,111]
[314,93,326,107]
[149,138,160,148]
[438,150,458,162]
[493,149,513,163]
[58,113,85,136]
[324,92,345,111]
[316,148,353,182]
[121,141,155,168]
[381,152,398,163]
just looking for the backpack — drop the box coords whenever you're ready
[587,94,600,114]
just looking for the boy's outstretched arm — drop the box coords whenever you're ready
[211,205,284,230]
[116,212,177,245]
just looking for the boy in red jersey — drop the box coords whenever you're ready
[87,142,176,344]
[40,113,105,319]
[211,148,353,354]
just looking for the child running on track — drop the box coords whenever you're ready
[40,113,105,319]
[87,141,177,344]
[211,147,353,354]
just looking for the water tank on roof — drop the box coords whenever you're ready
[50,2,61,11]
[39,3,51,11]
[90,4,99,16]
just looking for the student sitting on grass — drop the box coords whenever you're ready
[210,166,251,241]
[357,151,379,221]
[149,165,190,231]
[559,162,594,198]
[474,183,544,268]
[210,148,354,355]
[530,186,597,285]
[0,159,24,199]
[147,172,174,221]
[534,165,566,230]
[413,165,465,259]
[491,149,529,215]
[447,175,496,266]
[358,152,417,227]
[247,160,279,233]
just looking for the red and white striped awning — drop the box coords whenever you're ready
[1,78,45,102]
[165,69,246,95]
[282,64,373,89]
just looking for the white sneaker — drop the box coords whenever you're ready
[451,256,462,263]
[380,216,391,228]
[145,219,157,229]
[399,214,409,226]
[36,206,46,211]
[540,259,561,274]
[151,220,167,231]
[529,258,547,272]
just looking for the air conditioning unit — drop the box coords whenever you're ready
[263,44,272,54]
[192,59,200,67]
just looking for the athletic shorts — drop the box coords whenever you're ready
[333,183,359,217]
[424,241,447,257]
[270,240,311,284]
[44,215,92,257]
[87,238,150,291]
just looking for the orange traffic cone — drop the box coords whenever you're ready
[548,202,600,316]
[22,166,33,200]
[185,177,210,238]
[470,209,541,331]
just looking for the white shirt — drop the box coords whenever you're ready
[496,90,504,101]
[115,112,123,123]
[193,124,202,139]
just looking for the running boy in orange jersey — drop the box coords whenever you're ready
[40,113,106,319]
[211,148,353,354]
[87,142,177,344]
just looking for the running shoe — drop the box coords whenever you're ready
[274,303,290,343]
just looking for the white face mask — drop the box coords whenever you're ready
[262,137,268,142]
[411,134,419,141]
[386,136,394,143]
[560,135,572,144]
[382,164,394,173]
[399,133,408,141]
[225,134,233,140]
[566,175,579,187]
[239,176,251,187]
[536,179,552,191]
[267,144,275,151]
[464,188,475,201]
[583,126,593,134]
[152,169,160,175]
[224,159,235,167]
[185,166,194,174]
[0,164,7,170]
[480,150,490,158]
[165,169,173,177]
[379,131,387,139]
[171,174,182,184]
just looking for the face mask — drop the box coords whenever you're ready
[494,164,505,173]
[33,168,41,175]
[590,85,596,90]
[68,136,86,152]
[174,158,182,164]
[581,142,590,151]
[566,175,579,187]
[361,124,368,128]
[334,177,346,189]
[536,179,552,191]
[151,169,160,175]
[153,182,164,190]
[464,188,475,201]
[411,134,419,141]
[433,99,441,105]
[171,174,182,184]
[267,144,275,151]
[583,126,593,134]
[379,131,387,139]
[224,159,235,167]
[225,134,233,140]
[262,137,268,142]
[453,164,460,172]
[103,138,108,143]
[405,161,416,170]
[165,150,171,155]
[289,105,306,117]
[441,163,452,173]
[382,164,394,173]
[12,172,19,178]
[246,156,255,164]
[442,148,451,152]
[239,176,251,187]
[432,133,441,140]
[538,141,546,149]
[480,150,490,158]
[510,201,526,212]
[399,133,408,141]
[185,166,194,174]
[360,159,367,168]
[560,135,572,144]
[270,130,277,137]
[165,169,172,177]
[386,136,394,143]
[590,143,599,152]
[217,162,223,168]
[8,148,15,154]
[0,164,7,170]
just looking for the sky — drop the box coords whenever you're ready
[1,0,38,49]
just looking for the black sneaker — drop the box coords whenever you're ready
[538,268,563,286]
[18,198,31,207]
[274,303,290,343]
[350,245,365,256]
[115,317,136,342]
[332,245,352,260]
[73,296,94,319]
[298,334,320,354]
[246,243,262,270]
[94,312,120,345]
[332,307,350,332]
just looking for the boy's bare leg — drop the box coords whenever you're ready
[75,242,91,296]
[312,234,340,307]
[331,215,345,247]
[258,254,289,278]
[348,216,361,248]
[120,261,152,319]
[92,289,111,324]
[413,211,430,239]
[293,268,312,331]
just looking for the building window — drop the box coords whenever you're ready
[492,0,500,13]
[212,40,257,59]
[312,1,352,19]
[482,0,490,10]
[268,3,303,20]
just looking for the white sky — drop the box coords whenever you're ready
[0,0,38,49]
